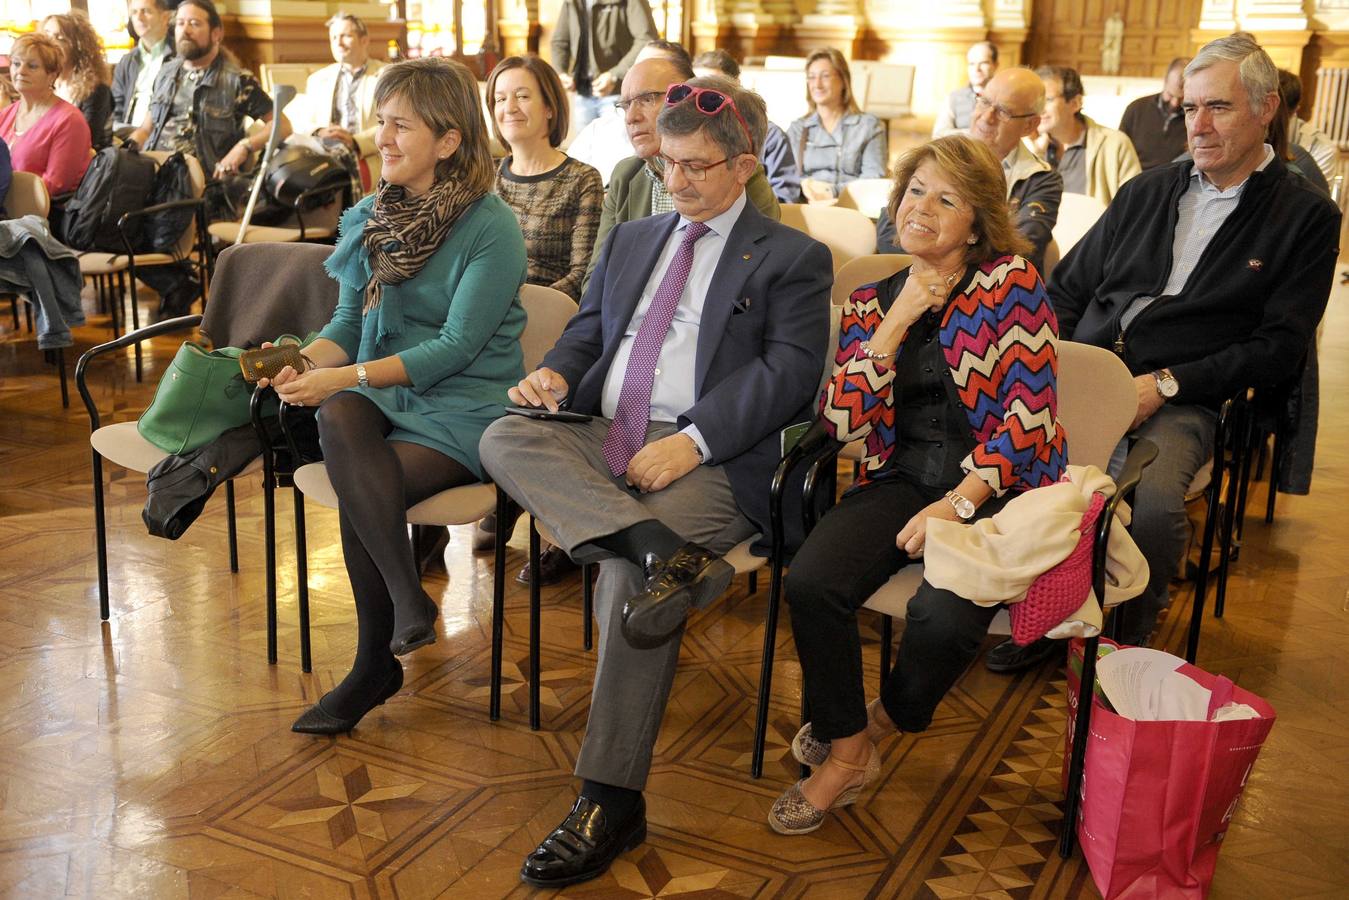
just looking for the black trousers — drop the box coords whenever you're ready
[785,476,1005,741]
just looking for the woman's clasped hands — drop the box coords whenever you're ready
[254,341,349,408]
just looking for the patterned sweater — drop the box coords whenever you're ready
[821,255,1067,495]
[495,155,603,301]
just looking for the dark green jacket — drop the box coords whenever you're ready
[585,155,781,292]
[549,0,658,88]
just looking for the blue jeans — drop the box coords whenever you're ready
[1108,403,1218,645]
[571,92,619,130]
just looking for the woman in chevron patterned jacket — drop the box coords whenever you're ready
[770,134,1067,835]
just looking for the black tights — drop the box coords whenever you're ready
[317,392,476,718]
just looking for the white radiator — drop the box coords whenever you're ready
[1312,67,1349,151]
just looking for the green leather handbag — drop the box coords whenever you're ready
[137,341,256,455]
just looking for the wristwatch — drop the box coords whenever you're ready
[355,363,369,388]
[1152,369,1179,399]
[944,490,976,521]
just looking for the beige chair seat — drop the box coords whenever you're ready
[836,178,893,219]
[863,566,1012,634]
[723,536,765,575]
[292,463,496,525]
[77,252,134,275]
[778,204,878,274]
[90,420,264,477]
[208,222,336,244]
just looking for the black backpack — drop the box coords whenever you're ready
[59,145,158,252]
[138,152,196,253]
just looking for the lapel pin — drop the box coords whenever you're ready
[742,253,751,260]
[1247,259,1263,271]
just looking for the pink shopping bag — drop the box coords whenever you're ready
[1062,638,1276,899]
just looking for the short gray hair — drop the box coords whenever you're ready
[656,75,767,159]
[1186,33,1277,114]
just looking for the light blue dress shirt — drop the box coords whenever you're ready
[1121,145,1275,331]
[599,190,750,462]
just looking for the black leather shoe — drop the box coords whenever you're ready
[520,795,646,888]
[291,666,404,735]
[621,542,734,649]
[984,636,1062,673]
[516,545,580,586]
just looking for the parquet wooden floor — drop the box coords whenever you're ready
[1,280,1346,899]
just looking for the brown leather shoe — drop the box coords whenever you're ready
[516,545,580,586]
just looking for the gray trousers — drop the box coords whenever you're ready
[479,415,756,789]
[1108,402,1218,645]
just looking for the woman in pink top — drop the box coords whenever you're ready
[0,33,93,197]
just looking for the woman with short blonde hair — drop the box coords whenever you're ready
[0,32,93,195]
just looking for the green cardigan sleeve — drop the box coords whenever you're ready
[397,201,527,390]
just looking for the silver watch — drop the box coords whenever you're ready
[1152,369,1178,399]
[355,363,369,388]
[945,490,976,520]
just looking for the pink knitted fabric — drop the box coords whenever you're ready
[1009,491,1106,646]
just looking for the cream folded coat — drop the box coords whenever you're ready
[923,465,1149,639]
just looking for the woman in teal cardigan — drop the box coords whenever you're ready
[262,58,527,734]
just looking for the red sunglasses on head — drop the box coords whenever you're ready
[664,83,755,155]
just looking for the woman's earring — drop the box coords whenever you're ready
[967,234,978,245]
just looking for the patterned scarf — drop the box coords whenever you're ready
[360,176,484,313]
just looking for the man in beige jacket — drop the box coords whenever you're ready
[1034,66,1141,206]
[300,13,385,186]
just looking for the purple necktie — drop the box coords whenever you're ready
[602,220,711,476]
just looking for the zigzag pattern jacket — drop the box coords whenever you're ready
[820,254,1068,496]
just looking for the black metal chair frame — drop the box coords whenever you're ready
[115,198,213,383]
[1185,389,1255,664]
[489,491,596,730]
[75,315,246,622]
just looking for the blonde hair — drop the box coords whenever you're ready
[804,48,860,115]
[373,57,495,193]
[9,33,65,83]
[886,134,1033,264]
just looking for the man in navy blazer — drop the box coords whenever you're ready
[480,76,831,888]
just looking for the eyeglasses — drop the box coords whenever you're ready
[657,153,731,182]
[974,94,1037,123]
[614,90,664,113]
[664,83,754,153]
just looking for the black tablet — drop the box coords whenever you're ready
[502,406,593,423]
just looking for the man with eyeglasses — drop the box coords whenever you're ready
[567,40,692,187]
[585,57,780,293]
[480,76,831,889]
[881,67,1061,274]
[1033,65,1141,205]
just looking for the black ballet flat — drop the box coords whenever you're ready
[390,595,440,656]
[291,666,404,735]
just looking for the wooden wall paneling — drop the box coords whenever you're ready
[1028,0,1204,76]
